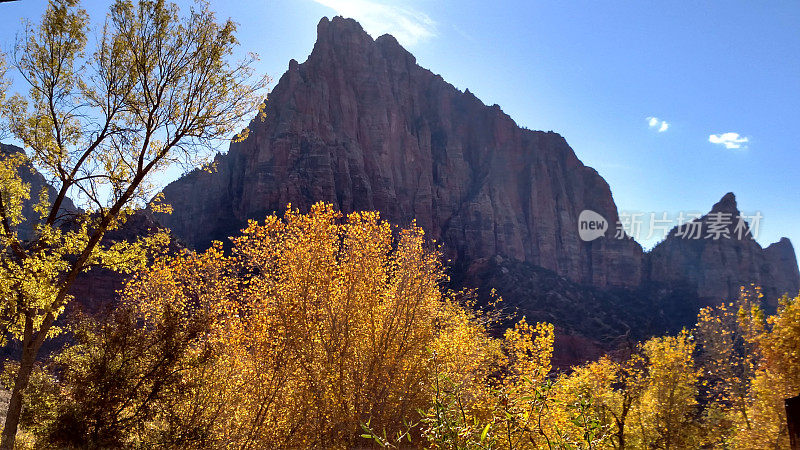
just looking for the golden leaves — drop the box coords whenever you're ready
[0,1,270,446]
[108,202,461,447]
[8,198,800,448]
[0,153,31,231]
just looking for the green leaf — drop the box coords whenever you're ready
[480,423,491,442]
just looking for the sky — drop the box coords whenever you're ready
[0,0,798,258]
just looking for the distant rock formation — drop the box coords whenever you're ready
[152,17,799,364]
[646,192,800,307]
[0,16,783,365]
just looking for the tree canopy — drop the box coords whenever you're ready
[0,0,266,446]
[3,204,797,449]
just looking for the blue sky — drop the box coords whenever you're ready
[1,0,798,257]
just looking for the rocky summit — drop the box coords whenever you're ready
[150,17,797,363]
[646,192,800,309]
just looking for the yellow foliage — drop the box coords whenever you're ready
[0,0,268,445]
[732,292,800,449]
[9,199,800,449]
[104,202,499,448]
[627,330,700,449]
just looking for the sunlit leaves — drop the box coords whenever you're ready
[7,198,800,447]
[216,203,454,447]
[0,153,31,231]
[0,1,266,442]
[729,289,800,448]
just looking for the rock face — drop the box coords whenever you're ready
[459,256,701,367]
[646,193,800,307]
[157,16,643,288]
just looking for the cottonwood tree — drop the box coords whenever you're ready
[9,203,497,447]
[0,0,266,446]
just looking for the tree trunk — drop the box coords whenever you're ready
[787,395,800,450]
[616,395,630,450]
[1,337,39,450]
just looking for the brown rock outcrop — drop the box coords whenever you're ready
[646,192,800,307]
[150,17,798,362]
[4,17,797,366]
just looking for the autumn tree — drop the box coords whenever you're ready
[210,203,475,447]
[493,319,557,448]
[0,247,226,448]
[546,357,624,449]
[598,353,648,450]
[9,203,502,447]
[732,291,800,448]
[0,0,266,446]
[628,330,701,449]
[692,287,800,448]
[694,287,762,445]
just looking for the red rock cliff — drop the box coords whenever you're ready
[156,16,643,288]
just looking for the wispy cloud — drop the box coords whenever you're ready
[646,116,669,133]
[312,0,436,46]
[709,132,749,149]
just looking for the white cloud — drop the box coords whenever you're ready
[709,132,749,149]
[646,116,669,133]
[312,0,436,46]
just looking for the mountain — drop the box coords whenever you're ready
[1,17,795,366]
[156,16,643,289]
[146,17,798,363]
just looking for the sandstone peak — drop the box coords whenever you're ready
[648,193,799,305]
[375,33,400,47]
[710,192,738,215]
[314,16,373,51]
[773,236,793,247]
[156,16,644,288]
[153,17,798,358]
